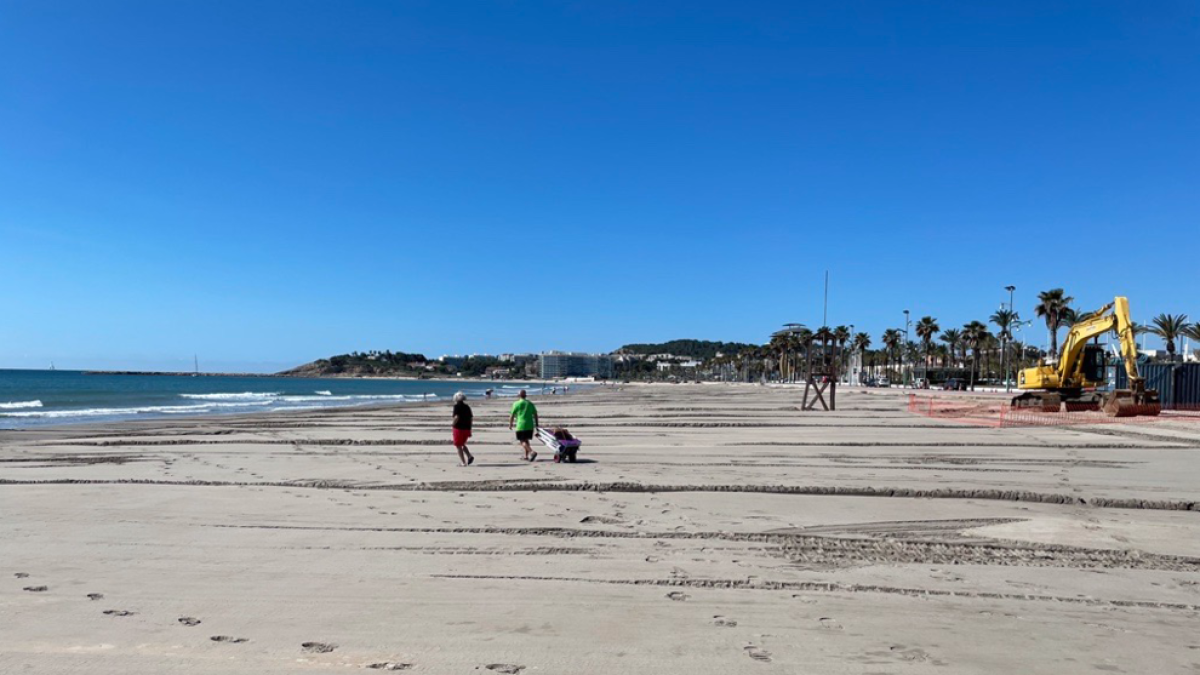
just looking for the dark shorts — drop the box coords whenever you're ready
[515,429,534,442]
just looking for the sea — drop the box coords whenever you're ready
[0,370,556,429]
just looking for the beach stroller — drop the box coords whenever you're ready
[536,427,582,463]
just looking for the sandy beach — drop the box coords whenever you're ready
[3,384,1200,673]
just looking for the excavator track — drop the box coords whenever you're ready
[1010,392,1062,413]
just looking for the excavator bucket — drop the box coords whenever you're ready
[1101,389,1161,418]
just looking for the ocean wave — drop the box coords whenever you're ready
[0,388,471,426]
[278,393,438,404]
[180,392,280,401]
[268,405,327,412]
[0,400,274,419]
[0,400,43,410]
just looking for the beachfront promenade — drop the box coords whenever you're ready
[3,384,1200,673]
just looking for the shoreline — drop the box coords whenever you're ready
[0,384,601,438]
[76,369,557,385]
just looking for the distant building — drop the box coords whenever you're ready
[657,359,701,371]
[539,352,615,379]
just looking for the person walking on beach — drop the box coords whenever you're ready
[509,389,539,461]
[452,392,474,466]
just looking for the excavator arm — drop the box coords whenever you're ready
[1103,296,1158,416]
[1111,297,1142,384]
[1054,302,1116,387]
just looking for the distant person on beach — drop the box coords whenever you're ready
[509,389,539,461]
[451,392,474,466]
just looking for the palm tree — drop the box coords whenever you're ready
[833,326,851,349]
[939,329,962,369]
[777,324,806,382]
[914,316,940,385]
[1151,314,1190,362]
[852,332,871,383]
[881,329,902,382]
[833,325,851,379]
[769,332,790,382]
[962,321,991,390]
[814,326,835,374]
[835,324,854,379]
[792,327,814,379]
[1034,288,1075,357]
[852,332,872,354]
[990,308,1019,341]
[932,344,948,371]
[990,308,1019,385]
[1184,324,1200,361]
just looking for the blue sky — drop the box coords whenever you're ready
[2,1,1197,371]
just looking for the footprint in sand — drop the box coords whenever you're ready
[14,572,30,578]
[178,617,202,626]
[666,591,689,602]
[23,585,49,592]
[302,641,337,654]
[87,593,104,601]
[744,646,772,662]
[713,615,738,627]
[367,664,413,671]
[818,617,843,630]
[485,665,525,674]
[210,635,248,644]
[103,610,135,617]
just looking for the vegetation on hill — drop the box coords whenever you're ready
[279,350,516,378]
[615,339,756,361]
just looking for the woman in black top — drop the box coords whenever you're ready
[451,392,474,466]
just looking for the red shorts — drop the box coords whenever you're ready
[452,428,472,446]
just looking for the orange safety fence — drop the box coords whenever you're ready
[907,394,1200,429]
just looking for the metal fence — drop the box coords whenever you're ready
[1115,363,1200,408]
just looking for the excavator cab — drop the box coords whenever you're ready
[1081,344,1106,384]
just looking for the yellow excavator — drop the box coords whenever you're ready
[1013,296,1160,417]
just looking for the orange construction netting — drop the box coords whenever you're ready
[906,394,1200,428]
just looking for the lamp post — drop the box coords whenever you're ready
[1011,320,1027,373]
[903,309,911,387]
[847,323,855,385]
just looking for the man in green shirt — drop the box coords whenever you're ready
[509,389,540,462]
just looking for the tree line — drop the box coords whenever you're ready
[706,289,1196,388]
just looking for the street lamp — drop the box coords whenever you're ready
[848,323,855,385]
[903,309,911,387]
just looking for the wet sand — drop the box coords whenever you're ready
[3,384,1200,673]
